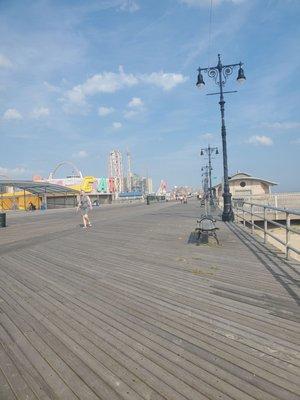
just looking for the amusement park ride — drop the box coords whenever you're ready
[156,180,167,196]
[45,161,115,194]
[108,150,123,193]
[48,161,83,180]
[0,152,162,212]
[42,153,155,196]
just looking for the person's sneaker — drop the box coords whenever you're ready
[83,226,87,229]
[88,223,92,227]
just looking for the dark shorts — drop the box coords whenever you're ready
[80,207,89,216]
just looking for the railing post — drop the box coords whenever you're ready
[286,212,290,260]
[264,207,267,243]
[251,204,254,234]
[243,204,245,227]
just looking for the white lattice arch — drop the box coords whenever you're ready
[49,161,83,179]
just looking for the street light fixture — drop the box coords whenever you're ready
[200,145,219,206]
[196,71,205,89]
[237,64,246,84]
[196,54,246,221]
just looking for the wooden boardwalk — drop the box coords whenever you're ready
[0,200,299,400]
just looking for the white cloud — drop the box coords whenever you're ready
[72,150,88,158]
[0,166,27,178]
[247,135,273,146]
[112,122,122,129]
[44,81,61,93]
[180,0,246,7]
[31,107,50,118]
[62,67,188,106]
[140,72,188,91]
[124,97,145,119]
[201,133,214,140]
[128,97,143,108]
[0,54,12,68]
[123,110,139,119]
[3,108,22,120]
[98,106,114,117]
[63,66,138,106]
[263,121,300,130]
[119,0,140,12]
[64,86,86,105]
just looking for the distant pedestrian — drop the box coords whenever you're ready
[28,202,36,211]
[77,190,92,228]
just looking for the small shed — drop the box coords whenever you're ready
[0,180,79,210]
[214,172,277,199]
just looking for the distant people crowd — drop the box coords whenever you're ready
[179,195,188,204]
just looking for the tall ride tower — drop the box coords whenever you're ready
[126,149,132,192]
[109,150,123,193]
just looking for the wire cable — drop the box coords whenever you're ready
[208,0,214,64]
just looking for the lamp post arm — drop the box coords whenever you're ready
[198,67,214,73]
[222,62,242,69]
[199,62,242,87]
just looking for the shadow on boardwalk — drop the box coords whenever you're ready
[228,222,300,307]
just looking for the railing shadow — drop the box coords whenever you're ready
[227,222,300,306]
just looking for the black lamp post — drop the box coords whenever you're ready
[200,145,218,206]
[196,54,246,221]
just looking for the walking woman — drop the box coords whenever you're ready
[77,190,92,228]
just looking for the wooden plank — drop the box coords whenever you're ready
[2,268,295,400]
[0,312,79,400]
[0,324,55,400]
[0,358,17,400]
[0,285,160,400]
[0,200,299,400]
[0,342,38,400]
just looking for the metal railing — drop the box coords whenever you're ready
[233,200,300,260]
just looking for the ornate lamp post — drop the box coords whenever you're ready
[201,165,209,200]
[200,145,219,206]
[196,54,246,221]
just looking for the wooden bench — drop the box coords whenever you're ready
[196,216,220,244]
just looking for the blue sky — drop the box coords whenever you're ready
[0,0,299,191]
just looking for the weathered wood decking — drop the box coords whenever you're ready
[0,200,299,400]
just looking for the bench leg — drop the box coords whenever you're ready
[213,232,220,245]
[200,232,209,244]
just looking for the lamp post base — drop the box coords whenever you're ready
[222,209,234,222]
[222,192,234,222]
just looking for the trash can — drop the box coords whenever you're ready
[0,212,6,228]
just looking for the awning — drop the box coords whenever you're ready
[0,180,79,195]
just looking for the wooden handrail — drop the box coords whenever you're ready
[232,200,300,260]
